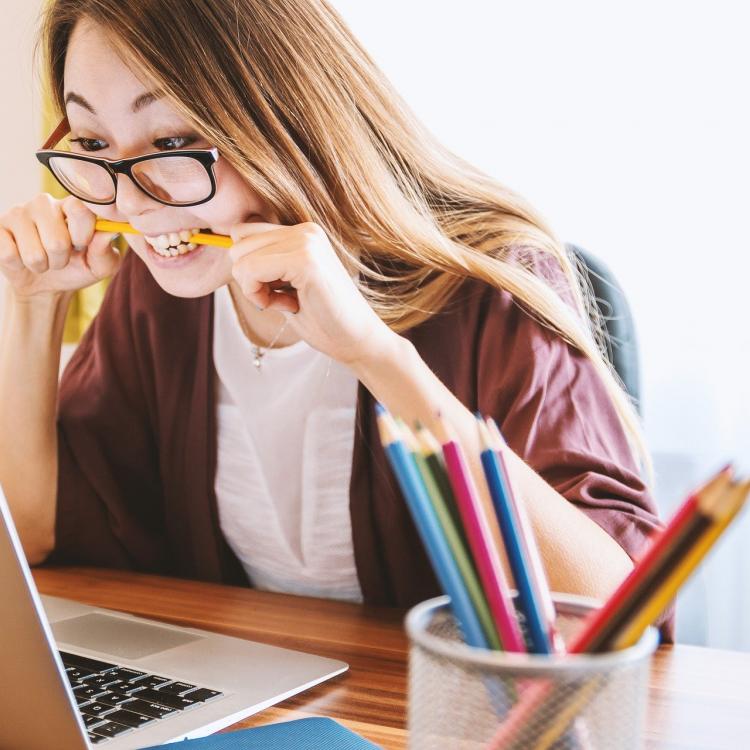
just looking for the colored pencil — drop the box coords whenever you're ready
[375,405,489,648]
[486,469,746,750]
[397,421,502,650]
[484,417,564,654]
[472,418,550,654]
[568,465,734,653]
[613,478,750,649]
[433,415,526,653]
[415,424,466,541]
[94,219,232,248]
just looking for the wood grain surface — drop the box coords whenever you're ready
[33,567,750,749]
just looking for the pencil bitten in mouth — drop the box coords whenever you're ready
[143,228,210,257]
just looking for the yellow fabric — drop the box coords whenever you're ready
[41,83,112,344]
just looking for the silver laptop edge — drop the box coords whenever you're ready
[0,487,348,750]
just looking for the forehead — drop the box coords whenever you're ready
[63,18,180,125]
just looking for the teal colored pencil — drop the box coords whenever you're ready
[401,423,502,650]
[375,406,489,648]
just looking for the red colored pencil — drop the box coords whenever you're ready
[568,464,733,653]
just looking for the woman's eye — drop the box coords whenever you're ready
[69,137,107,152]
[154,136,197,150]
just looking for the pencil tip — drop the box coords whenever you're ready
[374,402,386,417]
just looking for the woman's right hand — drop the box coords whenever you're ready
[0,193,121,298]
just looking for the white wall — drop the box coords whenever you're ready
[3,0,748,648]
[0,0,44,211]
[330,0,750,648]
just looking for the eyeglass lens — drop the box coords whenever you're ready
[48,155,212,205]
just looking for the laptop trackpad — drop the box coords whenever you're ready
[52,612,202,660]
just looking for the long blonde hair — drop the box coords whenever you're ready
[40,0,649,473]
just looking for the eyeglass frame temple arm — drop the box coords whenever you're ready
[41,117,70,150]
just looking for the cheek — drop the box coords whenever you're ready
[190,163,271,230]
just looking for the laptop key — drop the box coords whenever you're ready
[157,681,198,696]
[99,679,132,693]
[88,731,107,744]
[82,714,107,728]
[101,709,156,728]
[74,685,108,701]
[81,674,121,689]
[91,721,132,739]
[107,667,146,683]
[133,688,197,710]
[130,675,171,690]
[98,691,135,707]
[75,693,93,707]
[81,702,116,719]
[123,699,178,719]
[183,688,223,702]
[60,651,117,673]
[65,666,96,682]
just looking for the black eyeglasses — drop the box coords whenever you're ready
[35,117,219,207]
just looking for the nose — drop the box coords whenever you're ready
[114,173,161,217]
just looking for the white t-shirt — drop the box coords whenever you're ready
[212,284,362,602]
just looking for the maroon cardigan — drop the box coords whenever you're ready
[51,252,673,639]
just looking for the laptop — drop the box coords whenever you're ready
[0,488,348,750]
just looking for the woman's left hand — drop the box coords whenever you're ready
[229,220,396,367]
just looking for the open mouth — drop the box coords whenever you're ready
[143,228,211,258]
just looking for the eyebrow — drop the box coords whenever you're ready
[63,90,160,115]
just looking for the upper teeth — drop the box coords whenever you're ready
[144,228,201,257]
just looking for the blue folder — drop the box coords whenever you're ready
[139,718,382,749]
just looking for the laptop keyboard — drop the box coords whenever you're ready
[60,651,224,745]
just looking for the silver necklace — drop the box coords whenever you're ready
[229,288,293,372]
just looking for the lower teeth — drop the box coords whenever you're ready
[154,242,198,258]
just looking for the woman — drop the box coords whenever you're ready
[0,0,670,633]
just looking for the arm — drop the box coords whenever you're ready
[0,194,119,563]
[350,334,635,601]
[227,220,649,603]
[0,292,71,562]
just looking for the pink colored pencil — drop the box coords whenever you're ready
[433,416,525,653]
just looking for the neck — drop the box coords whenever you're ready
[227,281,302,349]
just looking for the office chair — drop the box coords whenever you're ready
[566,244,641,414]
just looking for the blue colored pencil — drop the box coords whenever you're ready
[476,416,552,654]
[486,417,564,653]
[375,405,489,649]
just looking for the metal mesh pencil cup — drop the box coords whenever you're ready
[406,594,659,750]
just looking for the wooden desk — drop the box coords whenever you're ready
[34,567,750,750]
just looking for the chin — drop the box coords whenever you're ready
[130,240,230,298]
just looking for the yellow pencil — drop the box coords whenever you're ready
[613,479,750,649]
[94,219,233,248]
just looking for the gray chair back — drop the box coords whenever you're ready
[566,244,641,413]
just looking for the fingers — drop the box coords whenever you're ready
[86,230,121,280]
[2,205,49,273]
[228,223,294,266]
[0,226,24,275]
[61,195,96,250]
[231,246,299,310]
[28,194,71,271]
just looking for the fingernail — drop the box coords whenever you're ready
[256,305,265,312]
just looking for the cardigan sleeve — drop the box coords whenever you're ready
[475,285,675,639]
[48,254,169,572]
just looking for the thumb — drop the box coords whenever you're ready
[85,231,121,280]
